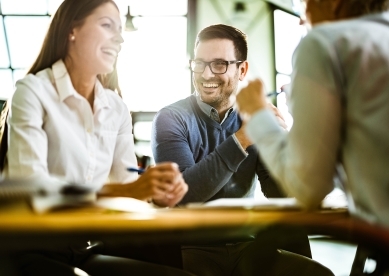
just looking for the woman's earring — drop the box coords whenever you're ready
[70,35,75,41]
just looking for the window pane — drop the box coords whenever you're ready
[4,16,50,68]
[48,0,64,15]
[274,9,305,75]
[116,0,187,16]
[13,68,27,83]
[0,16,10,68]
[1,0,48,14]
[276,73,291,92]
[134,121,153,141]
[0,69,15,99]
[117,17,190,111]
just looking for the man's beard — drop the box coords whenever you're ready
[195,72,239,110]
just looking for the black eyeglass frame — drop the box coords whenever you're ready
[189,60,244,74]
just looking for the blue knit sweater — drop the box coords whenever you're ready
[151,95,283,204]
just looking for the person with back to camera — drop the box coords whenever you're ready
[4,0,193,275]
[237,0,389,273]
[152,23,335,276]
[238,0,389,232]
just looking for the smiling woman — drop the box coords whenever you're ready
[3,0,191,275]
[67,6,123,73]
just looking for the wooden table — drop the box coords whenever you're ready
[2,198,389,276]
[1,199,387,253]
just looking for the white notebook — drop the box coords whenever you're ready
[186,192,348,211]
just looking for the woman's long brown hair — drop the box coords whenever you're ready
[28,0,122,96]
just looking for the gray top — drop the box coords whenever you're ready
[246,12,389,227]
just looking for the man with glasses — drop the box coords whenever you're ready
[151,24,334,276]
[153,24,283,209]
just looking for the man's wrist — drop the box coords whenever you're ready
[232,133,249,154]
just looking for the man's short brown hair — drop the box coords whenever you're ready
[195,24,248,61]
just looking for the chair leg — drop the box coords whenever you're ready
[350,245,389,276]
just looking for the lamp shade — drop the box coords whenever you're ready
[125,6,137,32]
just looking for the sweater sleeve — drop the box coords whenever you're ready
[151,108,247,204]
[254,149,286,198]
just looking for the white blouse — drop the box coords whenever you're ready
[5,59,138,191]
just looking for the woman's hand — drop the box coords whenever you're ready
[152,169,188,207]
[99,162,188,207]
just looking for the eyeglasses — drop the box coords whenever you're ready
[189,60,244,74]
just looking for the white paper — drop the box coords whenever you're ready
[186,192,348,211]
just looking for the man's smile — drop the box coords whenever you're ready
[202,83,220,88]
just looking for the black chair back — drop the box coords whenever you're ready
[0,100,9,172]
